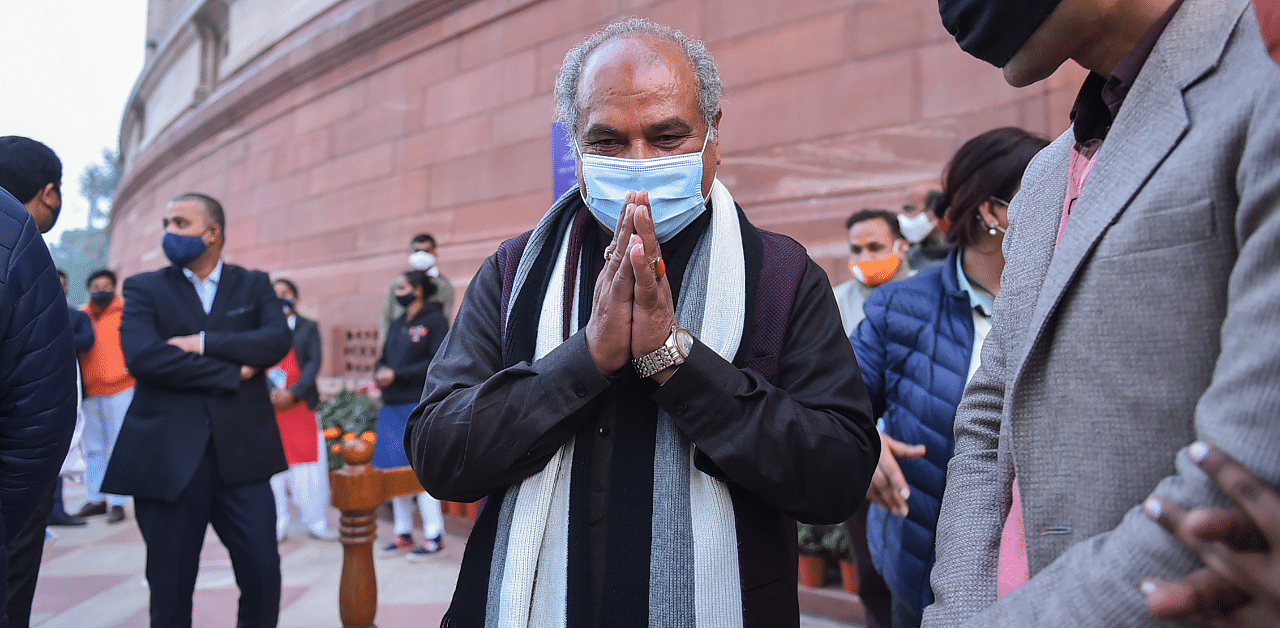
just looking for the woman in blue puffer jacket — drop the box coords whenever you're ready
[851,127,1048,628]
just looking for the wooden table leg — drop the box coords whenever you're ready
[338,509,378,628]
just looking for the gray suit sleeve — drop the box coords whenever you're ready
[927,23,1280,628]
[923,228,1017,628]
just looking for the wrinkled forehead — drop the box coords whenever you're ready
[576,36,701,123]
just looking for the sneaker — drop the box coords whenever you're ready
[378,533,415,559]
[406,535,444,562]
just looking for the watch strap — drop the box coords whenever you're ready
[632,327,687,378]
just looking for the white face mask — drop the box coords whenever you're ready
[409,251,436,271]
[578,132,712,242]
[898,213,935,244]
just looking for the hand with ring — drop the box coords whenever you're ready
[628,200,678,377]
[585,192,641,374]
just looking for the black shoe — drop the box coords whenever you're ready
[106,505,126,524]
[47,511,86,527]
[74,501,107,518]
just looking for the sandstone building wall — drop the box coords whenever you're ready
[114,0,1086,375]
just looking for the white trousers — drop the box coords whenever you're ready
[391,492,443,539]
[81,387,134,506]
[270,431,333,536]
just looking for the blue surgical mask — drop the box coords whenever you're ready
[578,132,712,242]
[163,231,208,268]
[395,292,416,307]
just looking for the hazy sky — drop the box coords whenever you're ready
[0,1,147,244]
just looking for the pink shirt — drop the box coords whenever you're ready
[999,139,1104,599]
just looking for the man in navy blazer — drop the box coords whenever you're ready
[103,193,291,628]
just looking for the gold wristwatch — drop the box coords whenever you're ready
[633,325,694,379]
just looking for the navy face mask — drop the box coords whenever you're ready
[163,231,208,268]
[395,292,417,307]
[937,0,1063,67]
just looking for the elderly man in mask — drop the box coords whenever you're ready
[924,0,1280,626]
[407,18,878,628]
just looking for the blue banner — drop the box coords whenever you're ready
[552,121,577,199]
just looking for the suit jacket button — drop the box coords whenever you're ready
[598,425,610,438]
[575,386,587,398]
[675,403,687,414]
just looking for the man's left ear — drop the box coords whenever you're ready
[39,183,59,206]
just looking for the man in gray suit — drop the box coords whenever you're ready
[923,0,1280,625]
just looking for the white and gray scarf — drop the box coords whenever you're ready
[483,179,747,628]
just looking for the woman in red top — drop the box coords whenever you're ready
[268,279,337,542]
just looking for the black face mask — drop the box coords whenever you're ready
[395,292,417,307]
[89,291,114,308]
[937,0,1063,67]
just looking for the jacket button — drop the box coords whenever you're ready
[575,386,587,398]
[675,403,687,415]
[598,425,610,438]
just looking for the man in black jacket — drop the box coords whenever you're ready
[103,193,291,628]
[407,19,877,628]
[0,136,78,628]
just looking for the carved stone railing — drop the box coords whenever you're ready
[328,439,425,628]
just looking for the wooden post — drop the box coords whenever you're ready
[329,439,426,628]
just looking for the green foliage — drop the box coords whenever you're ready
[80,148,122,230]
[797,522,854,560]
[315,388,381,471]
[48,148,121,306]
[821,523,853,561]
[797,522,826,556]
[47,227,110,306]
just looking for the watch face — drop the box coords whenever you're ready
[675,327,694,357]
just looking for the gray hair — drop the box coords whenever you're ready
[554,18,723,142]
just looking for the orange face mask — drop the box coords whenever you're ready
[850,252,903,288]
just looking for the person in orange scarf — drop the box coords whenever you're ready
[76,269,135,524]
[831,209,915,339]
[267,279,337,542]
